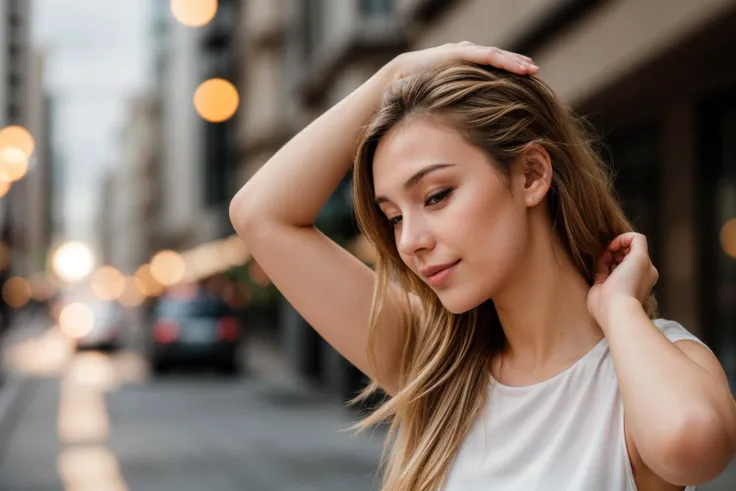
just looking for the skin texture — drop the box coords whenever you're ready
[373,117,530,314]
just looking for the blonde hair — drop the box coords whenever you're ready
[350,63,657,491]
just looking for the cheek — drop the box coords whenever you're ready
[457,192,528,271]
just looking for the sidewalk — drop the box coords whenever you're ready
[0,313,53,457]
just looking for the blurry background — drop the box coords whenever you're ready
[0,0,733,490]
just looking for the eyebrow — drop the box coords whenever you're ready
[374,163,456,205]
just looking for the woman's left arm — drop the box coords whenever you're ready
[588,233,736,486]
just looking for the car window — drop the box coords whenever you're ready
[157,295,231,319]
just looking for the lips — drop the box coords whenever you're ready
[420,260,460,279]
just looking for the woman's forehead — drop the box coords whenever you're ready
[372,120,482,193]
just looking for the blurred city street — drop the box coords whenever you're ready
[0,315,384,491]
[0,1,731,489]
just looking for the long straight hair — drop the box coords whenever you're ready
[350,63,657,491]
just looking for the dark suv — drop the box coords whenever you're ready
[148,292,243,375]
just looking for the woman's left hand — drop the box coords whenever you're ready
[587,232,659,326]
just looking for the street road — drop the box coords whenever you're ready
[0,323,384,491]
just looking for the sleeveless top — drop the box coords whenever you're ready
[444,319,706,491]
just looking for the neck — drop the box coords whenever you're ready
[493,219,603,371]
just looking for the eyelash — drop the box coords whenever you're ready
[388,188,454,227]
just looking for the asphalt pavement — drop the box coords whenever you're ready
[0,315,733,491]
[0,315,385,491]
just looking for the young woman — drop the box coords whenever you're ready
[229,43,736,491]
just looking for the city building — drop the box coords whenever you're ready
[0,0,56,329]
[151,0,240,255]
[103,94,159,276]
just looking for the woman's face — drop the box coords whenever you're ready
[372,117,530,313]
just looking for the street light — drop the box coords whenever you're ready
[170,0,218,27]
[51,241,95,283]
[193,78,239,123]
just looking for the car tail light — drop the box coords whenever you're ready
[217,317,239,341]
[154,320,179,344]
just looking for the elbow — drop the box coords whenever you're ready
[229,188,255,238]
[649,407,735,486]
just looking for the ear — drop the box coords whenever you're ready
[513,144,552,208]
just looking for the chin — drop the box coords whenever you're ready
[437,288,488,315]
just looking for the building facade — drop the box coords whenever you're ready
[151,0,240,255]
[0,0,55,328]
[102,94,159,276]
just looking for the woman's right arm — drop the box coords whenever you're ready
[229,45,536,395]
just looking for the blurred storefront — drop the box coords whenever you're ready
[231,0,736,398]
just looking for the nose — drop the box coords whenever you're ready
[397,214,435,257]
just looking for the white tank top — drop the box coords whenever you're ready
[444,319,705,491]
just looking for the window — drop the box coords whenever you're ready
[699,95,736,390]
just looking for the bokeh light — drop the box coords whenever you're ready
[170,0,218,27]
[0,147,29,182]
[29,273,58,302]
[0,125,35,157]
[90,266,126,301]
[134,264,164,297]
[221,235,249,266]
[0,171,11,197]
[720,218,736,258]
[52,241,95,283]
[150,250,186,286]
[2,276,32,308]
[118,278,145,307]
[0,241,10,270]
[193,78,239,123]
[59,303,94,339]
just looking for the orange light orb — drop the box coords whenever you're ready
[193,78,239,123]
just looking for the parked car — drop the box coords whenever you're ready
[74,301,126,352]
[148,291,243,375]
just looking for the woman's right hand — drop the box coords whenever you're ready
[385,42,539,83]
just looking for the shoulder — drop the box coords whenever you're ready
[651,318,709,348]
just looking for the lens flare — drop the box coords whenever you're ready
[150,250,186,286]
[59,303,94,339]
[2,277,32,308]
[194,78,239,123]
[170,0,218,27]
[52,242,95,283]
[0,147,29,182]
[720,218,736,258]
[90,266,126,301]
[0,125,35,157]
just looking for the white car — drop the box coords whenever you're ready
[74,302,126,351]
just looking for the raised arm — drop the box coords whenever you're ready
[229,44,537,395]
